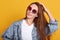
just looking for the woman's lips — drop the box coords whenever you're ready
[27,13,32,16]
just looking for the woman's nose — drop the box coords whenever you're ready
[29,10,32,13]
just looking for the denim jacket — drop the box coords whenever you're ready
[2,19,58,40]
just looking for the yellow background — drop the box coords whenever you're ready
[0,0,60,40]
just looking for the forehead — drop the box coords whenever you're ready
[30,4,38,10]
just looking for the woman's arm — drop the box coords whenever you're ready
[43,6,55,21]
[40,3,55,21]
[45,10,58,36]
[40,3,58,36]
[2,23,14,40]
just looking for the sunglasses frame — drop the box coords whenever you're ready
[27,6,38,14]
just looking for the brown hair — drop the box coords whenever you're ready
[25,2,50,40]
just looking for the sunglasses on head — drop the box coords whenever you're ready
[27,6,37,14]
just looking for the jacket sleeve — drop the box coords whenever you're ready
[45,19,58,36]
[2,23,14,40]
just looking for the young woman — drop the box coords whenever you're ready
[2,2,58,40]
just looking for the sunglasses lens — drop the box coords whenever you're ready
[32,10,37,14]
[27,6,37,14]
[28,6,31,10]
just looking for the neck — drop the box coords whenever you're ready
[25,18,34,26]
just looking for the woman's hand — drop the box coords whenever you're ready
[40,3,49,13]
[40,2,55,21]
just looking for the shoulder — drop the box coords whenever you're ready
[11,18,24,26]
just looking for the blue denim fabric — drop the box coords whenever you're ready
[2,19,58,40]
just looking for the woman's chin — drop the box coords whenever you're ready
[27,17,32,19]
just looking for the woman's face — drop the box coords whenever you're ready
[26,4,38,19]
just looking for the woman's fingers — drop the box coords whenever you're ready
[39,2,47,12]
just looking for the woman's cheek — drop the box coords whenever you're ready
[26,11,35,18]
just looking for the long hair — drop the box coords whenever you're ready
[25,2,50,40]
